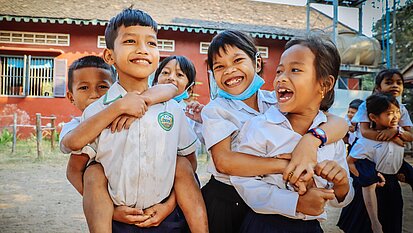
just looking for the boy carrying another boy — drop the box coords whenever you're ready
[60,8,208,233]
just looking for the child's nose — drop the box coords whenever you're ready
[223,66,236,75]
[135,43,148,54]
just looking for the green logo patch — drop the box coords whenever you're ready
[158,112,174,131]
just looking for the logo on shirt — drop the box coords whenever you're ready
[158,112,174,131]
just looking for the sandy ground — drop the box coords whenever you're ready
[0,153,412,233]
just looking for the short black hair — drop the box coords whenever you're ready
[105,7,158,50]
[348,98,363,110]
[366,93,400,127]
[373,69,404,94]
[152,55,196,89]
[68,55,115,92]
[207,30,263,75]
[285,32,341,111]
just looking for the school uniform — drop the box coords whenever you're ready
[59,117,80,154]
[82,82,198,232]
[349,138,404,233]
[352,100,413,189]
[229,107,353,233]
[201,89,276,233]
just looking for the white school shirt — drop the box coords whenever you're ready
[345,116,357,145]
[350,137,404,174]
[230,107,354,221]
[352,101,413,127]
[82,82,198,209]
[201,90,277,185]
[59,117,80,154]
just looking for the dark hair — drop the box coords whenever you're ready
[366,93,400,127]
[105,7,158,50]
[68,55,115,92]
[285,32,341,111]
[348,98,363,110]
[373,69,404,94]
[152,56,196,89]
[207,30,263,75]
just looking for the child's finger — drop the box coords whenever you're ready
[124,117,137,129]
[116,116,128,132]
[294,181,307,195]
[319,188,335,200]
[111,117,121,133]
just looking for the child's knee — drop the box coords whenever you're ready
[84,163,107,187]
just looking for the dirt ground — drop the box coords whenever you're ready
[0,149,412,233]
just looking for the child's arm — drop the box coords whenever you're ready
[359,122,397,141]
[63,84,178,151]
[136,191,177,228]
[398,126,413,142]
[211,136,290,176]
[346,156,359,177]
[185,152,197,171]
[284,113,348,184]
[66,153,89,195]
[185,101,205,123]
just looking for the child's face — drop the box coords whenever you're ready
[378,74,404,97]
[370,103,400,129]
[67,67,113,112]
[347,107,357,121]
[106,25,159,81]
[157,59,189,95]
[274,44,321,113]
[211,45,256,95]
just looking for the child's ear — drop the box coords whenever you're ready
[66,91,75,105]
[255,56,262,73]
[368,113,377,123]
[103,48,115,65]
[325,75,335,92]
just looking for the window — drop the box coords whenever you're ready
[256,46,269,58]
[0,55,66,97]
[157,39,175,52]
[97,36,106,48]
[97,36,175,52]
[200,42,210,54]
[0,30,70,46]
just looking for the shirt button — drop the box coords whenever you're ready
[236,202,239,206]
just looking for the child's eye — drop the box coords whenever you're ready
[78,86,88,90]
[213,65,223,71]
[99,85,109,89]
[123,39,135,44]
[177,73,185,77]
[161,71,169,75]
[148,41,157,46]
[234,58,244,63]
[276,70,283,75]
[291,68,301,72]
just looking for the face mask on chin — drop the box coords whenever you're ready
[217,73,264,100]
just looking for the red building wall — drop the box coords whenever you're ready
[0,20,286,136]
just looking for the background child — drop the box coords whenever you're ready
[344,98,363,152]
[230,33,353,233]
[200,29,348,233]
[347,93,411,233]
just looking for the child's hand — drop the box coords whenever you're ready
[292,176,316,195]
[348,125,355,133]
[376,127,398,141]
[377,172,386,187]
[185,101,204,123]
[296,187,335,216]
[315,160,348,187]
[391,136,404,147]
[119,92,148,118]
[135,202,174,228]
[110,115,137,133]
[113,206,150,224]
[283,134,317,184]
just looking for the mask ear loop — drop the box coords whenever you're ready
[185,81,195,93]
[255,52,261,72]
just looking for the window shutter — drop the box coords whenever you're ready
[53,58,67,97]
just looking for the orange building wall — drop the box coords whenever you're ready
[0,20,287,136]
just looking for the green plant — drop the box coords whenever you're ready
[0,128,13,145]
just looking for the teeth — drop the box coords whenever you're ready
[226,77,242,86]
[131,59,149,64]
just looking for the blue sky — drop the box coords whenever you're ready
[254,0,408,36]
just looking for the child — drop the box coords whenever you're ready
[343,98,363,152]
[63,8,208,233]
[200,29,348,233]
[347,93,411,233]
[229,33,353,233]
[352,69,413,188]
[60,55,180,231]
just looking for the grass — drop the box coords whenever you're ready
[0,138,68,165]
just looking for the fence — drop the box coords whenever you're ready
[1,113,56,159]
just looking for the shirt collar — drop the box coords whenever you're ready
[103,82,127,105]
[265,106,327,129]
[226,89,277,114]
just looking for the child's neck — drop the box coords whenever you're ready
[118,76,148,93]
[373,124,387,131]
[287,110,319,135]
[242,93,259,112]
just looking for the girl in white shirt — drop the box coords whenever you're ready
[229,33,353,233]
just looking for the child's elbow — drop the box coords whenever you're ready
[213,154,231,174]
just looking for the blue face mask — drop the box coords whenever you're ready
[217,73,264,100]
[173,91,189,102]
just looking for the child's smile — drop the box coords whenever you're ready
[276,87,294,103]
